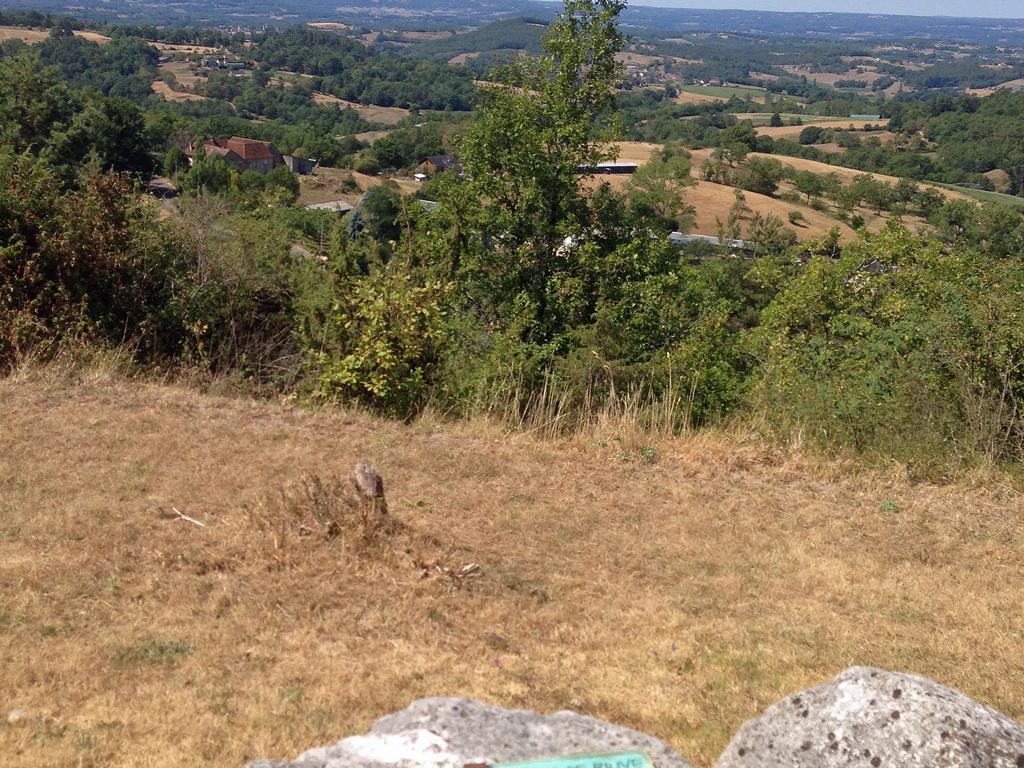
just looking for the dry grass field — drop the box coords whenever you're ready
[2,369,1023,767]
[674,89,729,105]
[686,180,858,240]
[158,62,207,91]
[748,119,886,141]
[966,78,1024,96]
[596,143,858,240]
[151,80,211,103]
[311,93,410,125]
[150,42,222,54]
[687,149,971,203]
[298,167,420,206]
[0,25,50,43]
[0,26,110,45]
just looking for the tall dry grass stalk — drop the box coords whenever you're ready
[465,364,699,443]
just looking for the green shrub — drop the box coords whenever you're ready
[750,224,1024,469]
[315,270,449,416]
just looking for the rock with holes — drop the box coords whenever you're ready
[715,666,1024,768]
[247,697,693,768]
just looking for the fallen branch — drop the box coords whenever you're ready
[170,507,206,528]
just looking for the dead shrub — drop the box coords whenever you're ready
[245,471,395,562]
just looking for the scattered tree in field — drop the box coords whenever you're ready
[794,170,824,202]
[627,146,696,231]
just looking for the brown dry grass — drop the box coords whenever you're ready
[687,149,971,203]
[595,145,856,241]
[966,78,1024,96]
[674,90,729,105]
[75,31,111,45]
[687,180,857,240]
[610,141,661,165]
[750,119,885,141]
[2,370,1023,767]
[158,62,206,90]
[311,93,410,126]
[0,26,110,45]
[151,80,211,103]
[150,42,222,54]
[0,25,49,43]
[298,167,420,206]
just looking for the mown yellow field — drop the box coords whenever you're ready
[151,79,211,102]
[312,92,410,125]
[1,370,1022,767]
[0,25,110,44]
[748,119,886,141]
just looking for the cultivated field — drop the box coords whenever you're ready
[674,89,729,105]
[1,371,1023,767]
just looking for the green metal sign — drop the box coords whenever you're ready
[491,752,654,768]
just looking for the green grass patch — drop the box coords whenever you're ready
[681,84,766,100]
[117,639,191,665]
[933,183,1024,209]
[735,112,854,126]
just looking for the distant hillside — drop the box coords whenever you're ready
[408,17,547,60]
[4,0,1024,45]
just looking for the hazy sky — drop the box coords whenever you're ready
[629,0,1024,19]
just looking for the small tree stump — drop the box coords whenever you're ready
[352,462,388,536]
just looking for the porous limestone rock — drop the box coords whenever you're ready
[248,696,693,768]
[716,666,1024,768]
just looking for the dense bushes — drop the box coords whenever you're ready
[752,224,1024,466]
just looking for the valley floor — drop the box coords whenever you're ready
[1,371,1022,766]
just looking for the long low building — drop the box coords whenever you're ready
[576,162,639,174]
[669,231,756,251]
[305,200,355,213]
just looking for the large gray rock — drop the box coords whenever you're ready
[250,697,692,768]
[716,666,1024,768]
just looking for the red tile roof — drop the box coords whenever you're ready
[224,137,276,161]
